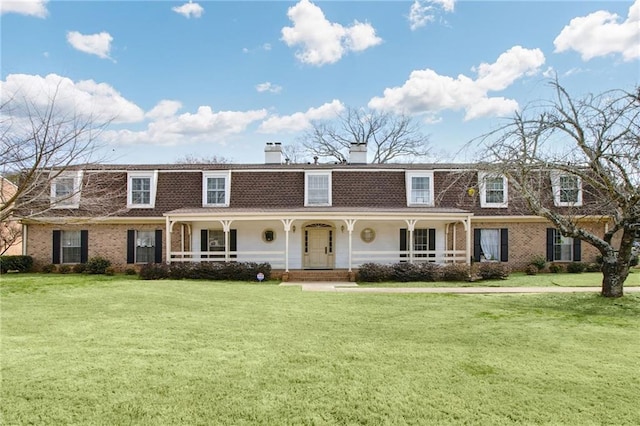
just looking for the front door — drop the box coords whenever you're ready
[306,228,331,269]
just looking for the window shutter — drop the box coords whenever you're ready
[400,228,407,259]
[154,229,163,263]
[80,230,89,264]
[500,228,509,262]
[473,229,482,262]
[201,230,209,252]
[546,228,555,261]
[573,238,581,262]
[230,229,237,259]
[428,228,436,259]
[52,230,61,264]
[126,230,135,264]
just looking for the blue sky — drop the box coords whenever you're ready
[1,0,639,164]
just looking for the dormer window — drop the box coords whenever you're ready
[406,171,434,206]
[127,171,158,208]
[305,171,331,206]
[551,172,582,206]
[50,171,83,208]
[479,172,508,208]
[202,172,231,207]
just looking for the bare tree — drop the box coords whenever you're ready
[174,154,231,164]
[1,88,117,223]
[301,107,431,163]
[478,81,640,297]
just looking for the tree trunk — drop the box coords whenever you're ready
[600,260,628,298]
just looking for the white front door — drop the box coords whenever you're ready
[307,228,330,268]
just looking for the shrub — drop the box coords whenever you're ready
[0,255,34,273]
[477,263,510,280]
[41,264,56,273]
[58,264,71,274]
[392,262,423,282]
[586,262,601,272]
[357,263,393,282]
[525,264,538,275]
[85,256,111,274]
[566,262,586,274]
[104,267,116,276]
[631,255,639,267]
[440,263,470,282]
[73,263,86,274]
[417,262,441,282]
[124,267,137,275]
[529,255,547,271]
[549,263,564,273]
[139,263,170,280]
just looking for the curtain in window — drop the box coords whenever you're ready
[480,229,500,261]
[308,175,329,204]
[61,230,81,263]
[136,230,155,263]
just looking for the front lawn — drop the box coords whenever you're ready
[2,274,639,424]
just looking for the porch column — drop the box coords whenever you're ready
[452,222,457,262]
[281,219,294,273]
[406,219,417,264]
[344,219,357,272]
[220,220,233,262]
[465,215,472,265]
[165,216,171,264]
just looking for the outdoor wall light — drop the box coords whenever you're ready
[292,225,296,233]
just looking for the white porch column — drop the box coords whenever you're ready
[281,219,294,273]
[405,219,417,264]
[465,215,472,265]
[220,220,233,262]
[344,219,357,272]
[165,216,171,264]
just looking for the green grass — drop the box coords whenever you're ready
[2,274,640,425]
[358,270,640,288]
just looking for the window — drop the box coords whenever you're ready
[127,229,162,264]
[202,172,231,207]
[400,228,435,260]
[200,229,237,259]
[406,172,434,206]
[551,172,582,206]
[127,171,158,208]
[479,173,508,208]
[546,229,581,262]
[305,172,331,206]
[52,230,88,264]
[473,229,508,262]
[50,171,83,208]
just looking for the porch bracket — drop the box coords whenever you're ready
[406,219,417,262]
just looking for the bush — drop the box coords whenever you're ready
[139,263,170,280]
[357,263,393,282]
[529,255,547,271]
[104,267,116,276]
[567,262,586,274]
[586,262,601,272]
[41,264,56,273]
[549,263,564,273]
[58,264,71,274]
[477,263,510,280]
[416,262,441,282]
[0,255,34,273]
[525,264,538,275]
[73,263,86,274]
[124,267,137,276]
[85,256,111,274]
[392,262,423,282]
[440,263,470,282]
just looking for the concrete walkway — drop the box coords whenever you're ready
[280,282,640,294]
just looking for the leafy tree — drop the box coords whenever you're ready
[478,81,639,297]
[301,107,431,163]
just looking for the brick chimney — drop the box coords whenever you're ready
[265,142,283,164]
[349,143,367,164]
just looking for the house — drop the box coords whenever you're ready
[1,177,23,256]
[17,143,607,278]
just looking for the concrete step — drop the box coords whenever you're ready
[285,269,353,282]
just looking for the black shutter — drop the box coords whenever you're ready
[400,228,407,260]
[500,228,509,262]
[230,229,237,259]
[127,230,135,264]
[573,238,581,262]
[201,229,208,258]
[154,230,163,263]
[428,228,436,260]
[52,230,61,264]
[546,228,555,261]
[80,230,89,264]
[473,229,482,262]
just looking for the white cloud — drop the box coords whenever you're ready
[0,0,48,17]
[67,31,114,60]
[146,100,183,120]
[172,1,204,19]
[256,82,282,94]
[368,46,545,121]
[281,0,381,66]
[554,0,639,61]
[408,0,455,31]
[258,100,345,133]
[0,73,144,124]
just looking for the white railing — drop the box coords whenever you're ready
[351,250,467,266]
[170,250,286,268]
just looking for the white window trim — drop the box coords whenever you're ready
[127,171,158,209]
[406,171,434,206]
[479,172,508,208]
[551,171,582,207]
[50,171,83,209]
[202,171,231,207]
[304,171,332,207]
